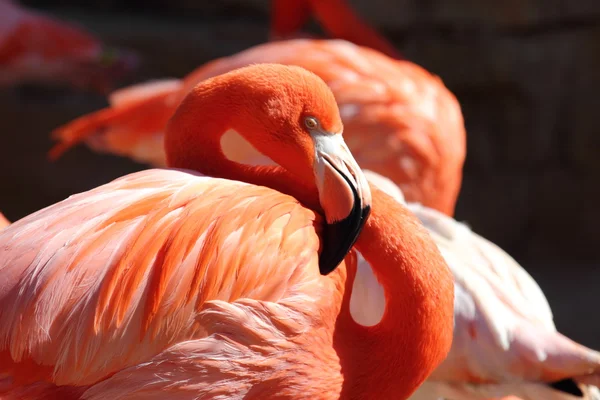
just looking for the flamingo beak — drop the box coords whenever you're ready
[311,133,372,275]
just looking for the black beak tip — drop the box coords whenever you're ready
[319,205,371,276]
[319,249,342,276]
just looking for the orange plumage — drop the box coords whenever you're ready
[0,170,327,387]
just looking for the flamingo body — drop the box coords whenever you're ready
[0,168,345,398]
[0,167,454,399]
[51,39,465,215]
[1,64,455,399]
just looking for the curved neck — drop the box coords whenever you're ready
[310,0,402,59]
[270,0,312,39]
[334,186,454,399]
[164,82,319,210]
[271,0,402,60]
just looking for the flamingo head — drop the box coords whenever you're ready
[167,64,372,276]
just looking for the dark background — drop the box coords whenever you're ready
[1,1,599,347]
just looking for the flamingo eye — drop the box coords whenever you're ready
[304,116,319,130]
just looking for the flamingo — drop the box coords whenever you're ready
[358,170,600,400]
[0,64,455,399]
[50,38,465,215]
[0,0,138,92]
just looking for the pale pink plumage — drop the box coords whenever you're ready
[361,171,600,400]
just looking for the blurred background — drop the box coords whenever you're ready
[1,0,599,347]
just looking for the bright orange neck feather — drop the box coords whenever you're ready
[334,186,454,399]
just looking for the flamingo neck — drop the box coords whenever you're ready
[163,79,318,210]
[334,186,454,399]
[310,0,402,59]
[270,0,312,39]
[270,0,402,59]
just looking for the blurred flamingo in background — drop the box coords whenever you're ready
[359,170,600,400]
[49,1,465,216]
[0,0,138,93]
[0,64,454,399]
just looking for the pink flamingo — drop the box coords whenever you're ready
[0,64,454,399]
[0,0,138,92]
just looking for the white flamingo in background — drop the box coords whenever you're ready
[355,171,600,400]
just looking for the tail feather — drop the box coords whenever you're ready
[49,80,182,164]
[512,324,600,383]
[49,106,127,160]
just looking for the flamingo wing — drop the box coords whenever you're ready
[410,202,554,334]
[48,79,182,163]
[408,203,600,385]
[77,295,345,400]
[0,168,330,389]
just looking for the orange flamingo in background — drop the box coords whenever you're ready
[50,39,465,215]
[0,0,138,92]
[358,171,600,400]
[0,64,454,399]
